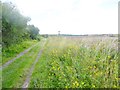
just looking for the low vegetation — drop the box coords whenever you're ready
[29,36,118,88]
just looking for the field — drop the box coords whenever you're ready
[2,36,119,88]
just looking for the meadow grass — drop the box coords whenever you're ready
[2,40,45,88]
[29,36,118,88]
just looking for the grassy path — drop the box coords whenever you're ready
[1,42,39,70]
[2,40,38,65]
[2,39,46,88]
[22,41,46,88]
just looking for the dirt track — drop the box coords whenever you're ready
[1,43,39,70]
[22,40,46,88]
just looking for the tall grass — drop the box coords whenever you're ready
[29,36,118,88]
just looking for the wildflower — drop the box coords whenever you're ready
[58,67,60,70]
[89,66,92,69]
[65,86,68,88]
[73,81,79,87]
[81,82,84,85]
[76,81,79,86]
[107,56,111,59]
[94,66,97,69]
[115,77,118,80]
[52,66,56,70]
[92,84,95,87]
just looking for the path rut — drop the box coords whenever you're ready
[22,40,46,88]
[22,49,43,88]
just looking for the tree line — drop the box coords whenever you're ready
[1,1,40,48]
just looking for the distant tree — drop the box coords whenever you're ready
[27,25,40,40]
[44,34,48,38]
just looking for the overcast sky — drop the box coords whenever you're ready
[2,0,119,35]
